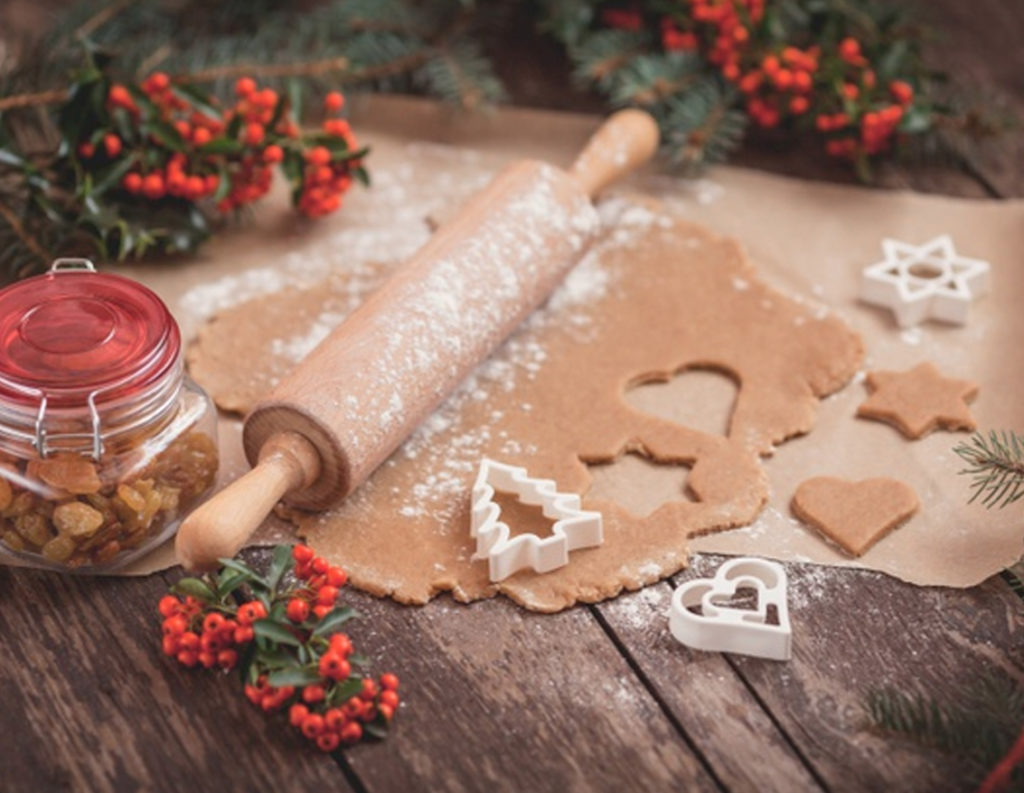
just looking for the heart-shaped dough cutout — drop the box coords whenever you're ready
[791,476,919,557]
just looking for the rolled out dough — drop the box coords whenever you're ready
[188,198,863,612]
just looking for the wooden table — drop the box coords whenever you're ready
[1,2,1022,791]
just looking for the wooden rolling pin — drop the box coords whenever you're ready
[176,109,659,570]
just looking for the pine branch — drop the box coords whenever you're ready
[954,431,1024,509]
[865,673,1024,787]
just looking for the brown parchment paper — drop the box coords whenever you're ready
[115,95,1023,587]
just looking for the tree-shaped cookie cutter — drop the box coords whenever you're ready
[669,557,791,661]
[470,458,603,582]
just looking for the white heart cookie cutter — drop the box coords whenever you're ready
[470,458,603,582]
[669,557,791,661]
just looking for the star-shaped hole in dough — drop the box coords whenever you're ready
[859,235,990,327]
[856,361,978,439]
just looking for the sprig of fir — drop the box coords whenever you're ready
[954,430,1024,509]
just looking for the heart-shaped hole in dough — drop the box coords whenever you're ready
[625,365,739,437]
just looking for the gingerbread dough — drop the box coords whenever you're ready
[791,476,920,556]
[188,198,863,612]
[857,361,979,439]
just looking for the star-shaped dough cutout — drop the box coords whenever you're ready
[856,362,979,439]
[859,235,990,327]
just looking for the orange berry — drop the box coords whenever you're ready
[324,91,345,113]
[319,652,351,682]
[186,175,206,199]
[176,650,199,667]
[149,72,170,91]
[303,684,326,703]
[842,83,859,100]
[142,172,166,200]
[192,127,212,146]
[289,703,309,727]
[215,649,237,670]
[161,635,180,656]
[243,123,265,146]
[103,133,122,158]
[237,601,267,625]
[890,80,914,105]
[792,70,812,92]
[293,544,315,563]
[324,708,347,731]
[380,673,399,691]
[235,77,256,98]
[788,96,809,114]
[378,703,394,721]
[286,598,310,623]
[305,146,331,167]
[863,69,876,89]
[772,69,793,90]
[301,713,325,739]
[158,595,181,617]
[108,84,132,108]
[78,142,95,159]
[722,62,740,81]
[257,88,278,109]
[761,55,780,75]
[262,144,284,164]
[379,690,400,709]
[339,722,362,743]
[316,732,340,752]
[838,37,861,61]
[174,120,191,140]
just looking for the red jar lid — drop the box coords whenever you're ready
[0,261,180,408]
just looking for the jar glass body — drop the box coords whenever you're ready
[0,370,218,571]
[0,261,218,572]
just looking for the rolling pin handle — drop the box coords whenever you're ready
[568,108,660,198]
[175,431,322,571]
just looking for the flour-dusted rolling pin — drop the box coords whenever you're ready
[176,109,659,570]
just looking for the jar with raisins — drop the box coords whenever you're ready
[0,259,218,571]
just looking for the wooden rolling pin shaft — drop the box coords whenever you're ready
[176,109,659,570]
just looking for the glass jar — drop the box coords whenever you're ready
[0,259,218,571]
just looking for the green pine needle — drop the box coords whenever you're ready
[954,431,1024,509]
[865,673,1024,787]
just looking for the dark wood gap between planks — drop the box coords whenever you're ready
[586,602,731,792]
[664,572,832,793]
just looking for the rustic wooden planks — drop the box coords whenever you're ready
[337,586,722,793]
[0,565,349,793]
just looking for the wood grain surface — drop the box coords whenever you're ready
[1,1,1022,791]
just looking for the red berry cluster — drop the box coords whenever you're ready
[285,672,401,752]
[80,72,363,220]
[601,2,922,163]
[157,543,400,753]
[159,593,264,670]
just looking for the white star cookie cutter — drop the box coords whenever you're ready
[470,458,603,582]
[669,557,791,661]
[859,235,990,327]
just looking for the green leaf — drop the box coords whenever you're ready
[268,666,323,687]
[93,157,136,196]
[218,557,269,588]
[198,138,244,155]
[348,653,370,668]
[254,618,302,647]
[172,577,216,602]
[267,544,293,593]
[170,84,222,122]
[216,568,252,597]
[364,722,389,740]
[311,606,359,637]
[212,165,231,203]
[330,676,364,703]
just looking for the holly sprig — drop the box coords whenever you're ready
[160,543,400,753]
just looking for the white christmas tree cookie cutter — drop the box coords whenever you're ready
[669,557,791,661]
[470,458,603,582]
[859,235,990,327]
